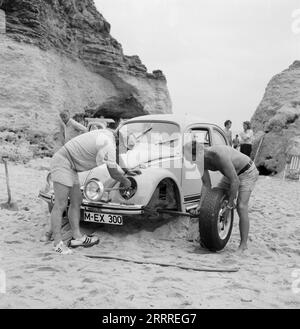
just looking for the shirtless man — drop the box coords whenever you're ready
[189,144,259,251]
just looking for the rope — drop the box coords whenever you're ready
[85,254,239,273]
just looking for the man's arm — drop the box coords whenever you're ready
[202,169,211,188]
[58,120,66,145]
[214,152,239,207]
[95,138,131,188]
[72,120,88,133]
[106,164,131,188]
[190,170,211,215]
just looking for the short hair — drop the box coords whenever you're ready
[224,120,232,127]
[243,121,251,130]
[59,109,70,116]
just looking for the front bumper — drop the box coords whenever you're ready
[38,191,144,216]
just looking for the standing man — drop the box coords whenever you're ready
[239,121,254,157]
[188,144,259,252]
[223,120,233,146]
[49,128,136,254]
[59,110,88,144]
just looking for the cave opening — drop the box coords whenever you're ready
[78,95,149,129]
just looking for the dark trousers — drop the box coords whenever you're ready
[240,143,252,157]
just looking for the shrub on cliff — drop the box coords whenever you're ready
[265,104,300,132]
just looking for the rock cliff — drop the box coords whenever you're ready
[251,61,300,174]
[0,0,171,160]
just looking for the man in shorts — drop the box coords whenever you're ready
[48,128,135,254]
[188,144,259,252]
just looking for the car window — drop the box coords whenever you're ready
[183,128,210,162]
[190,129,210,146]
[213,128,227,145]
[118,122,181,163]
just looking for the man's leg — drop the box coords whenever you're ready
[68,184,82,240]
[68,183,100,248]
[51,182,70,245]
[236,190,252,251]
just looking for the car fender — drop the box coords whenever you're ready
[108,167,183,211]
[80,166,184,211]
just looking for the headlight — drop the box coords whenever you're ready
[119,177,137,200]
[83,179,104,201]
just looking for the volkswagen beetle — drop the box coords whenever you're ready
[39,114,234,251]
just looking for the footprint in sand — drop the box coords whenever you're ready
[82,277,96,284]
[143,265,152,271]
[166,291,184,299]
[152,276,183,284]
[10,275,23,280]
[239,289,259,303]
[42,257,54,261]
[4,240,23,244]
[89,289,99,297]
[126,294,135,301]
[35,252,53,257]
[10,286,22,294]
[36,266,60,272]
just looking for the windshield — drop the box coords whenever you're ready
[118,121,181,167]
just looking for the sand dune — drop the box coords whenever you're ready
[0,160,299,308]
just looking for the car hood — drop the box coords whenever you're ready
[78,143,180,187]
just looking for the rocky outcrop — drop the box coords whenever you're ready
[0,0,172,160]
[1,0,149,75]
[251,61,300,174]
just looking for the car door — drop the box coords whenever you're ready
[181,126,211,206]
[209,127,229,187]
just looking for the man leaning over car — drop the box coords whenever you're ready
[45,128,138,254]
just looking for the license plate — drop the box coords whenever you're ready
[83,211,123,225]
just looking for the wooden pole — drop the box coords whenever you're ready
[2,156,11,204]
[253,134,265,164]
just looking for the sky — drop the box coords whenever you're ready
[94,0,300,134]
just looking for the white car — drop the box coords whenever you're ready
[39,114,234,251]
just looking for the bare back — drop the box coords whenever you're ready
[204,145,250,173]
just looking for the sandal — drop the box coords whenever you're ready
[69,235,99,248]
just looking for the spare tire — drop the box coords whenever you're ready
[199,188,234,251]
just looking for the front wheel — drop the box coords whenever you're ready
[199,188,234,251]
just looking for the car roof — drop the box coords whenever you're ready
[124,114,222,131]
[85,118,115,123]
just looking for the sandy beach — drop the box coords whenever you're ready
[0,159,299,309]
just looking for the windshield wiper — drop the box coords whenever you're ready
[155,138,179,146]
[135,126,153,141]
